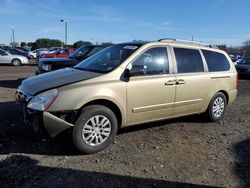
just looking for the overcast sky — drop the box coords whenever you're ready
[0,0,249,46]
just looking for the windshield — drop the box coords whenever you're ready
[239,58,250,65]
[75,44,141,73]
[69,46,93,59]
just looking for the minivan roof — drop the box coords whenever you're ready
[121,39,219,49]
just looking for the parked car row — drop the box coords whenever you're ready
[36,45,109,74]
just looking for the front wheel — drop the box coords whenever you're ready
[72,105,118,154]
[12,58,22,66]
[206,92,227,122]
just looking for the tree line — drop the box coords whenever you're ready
[19,38,113,50]
[217,40,250,57]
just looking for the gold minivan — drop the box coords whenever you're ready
[16,39,237,154]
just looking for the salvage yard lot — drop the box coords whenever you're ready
[0,65,250,187]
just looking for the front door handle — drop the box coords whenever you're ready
[176,79,185,85]
[165,80,176,85]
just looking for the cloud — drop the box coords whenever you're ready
[37,26,63,35]
[161,21,170,26]
[210,0,228,7]
[0,0,28,15]
[135,22,152,27]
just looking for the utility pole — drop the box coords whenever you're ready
[60,20,68,47]
[11,26,15,46]
[243,50,247,57]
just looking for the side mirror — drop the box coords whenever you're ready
[123,65,146,82]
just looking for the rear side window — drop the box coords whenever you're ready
[174,48,204,73]
[0,50,7,55]
[202,50,230,72]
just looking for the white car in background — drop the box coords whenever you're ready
[30,48,48,59]
[37,47,62,58]
[0,49,29,66]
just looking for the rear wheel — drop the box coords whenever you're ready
[206,92,227,122]
[12,58,22,66]
[72,105,118,154]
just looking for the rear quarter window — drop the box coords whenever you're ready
[202,50,230,72]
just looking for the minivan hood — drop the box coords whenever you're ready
[20,68,102,95]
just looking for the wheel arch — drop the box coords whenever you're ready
[12,58,21,64]
[75,99,123,129]
[201,89,229,113]
[217,90,229,105]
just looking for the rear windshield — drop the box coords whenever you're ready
[75,44,141,73]
[238,58,250,65]
[202,50,230,72]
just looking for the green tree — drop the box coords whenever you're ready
[242,40,250,57]
[73,40,92,48]
[101,42,113,45]
[35,38,62,48]
[20,42,26,47]
[27,42,33,47]
[217,44,227,51]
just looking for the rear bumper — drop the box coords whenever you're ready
[228,89,237,106]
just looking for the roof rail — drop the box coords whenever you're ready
[158,38,176,42]
[158,38,218,49]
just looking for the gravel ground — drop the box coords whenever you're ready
[0,65,249,188]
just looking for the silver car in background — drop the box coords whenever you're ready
[0,49,29,66]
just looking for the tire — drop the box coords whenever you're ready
[12,58,22,66]
[206,92,227,122]
[72,105,118,154]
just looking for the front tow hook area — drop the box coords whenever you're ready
[43,112,74,137]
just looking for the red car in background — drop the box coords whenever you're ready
[43,48,75,58]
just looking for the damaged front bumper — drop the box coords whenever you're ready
[24,107,74,137]
[43,111,74,137]
[16,89,74,137]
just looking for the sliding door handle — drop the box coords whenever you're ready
[176,79,185,85]
[165,80,176,85]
